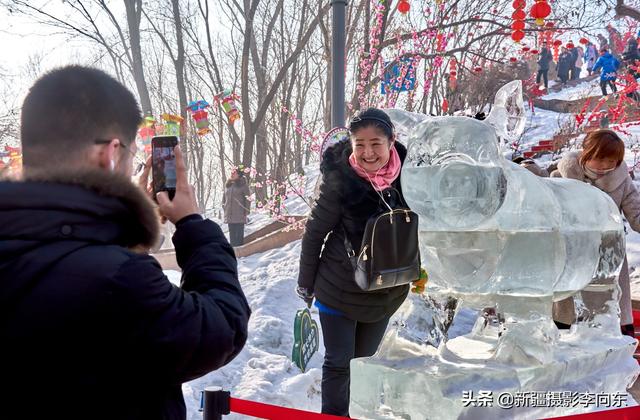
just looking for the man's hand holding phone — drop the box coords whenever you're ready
[156,146,199,224]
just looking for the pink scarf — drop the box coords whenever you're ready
[349,145,401,191]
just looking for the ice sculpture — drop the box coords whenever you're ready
[350,112,639,419]
[484,80,527,146]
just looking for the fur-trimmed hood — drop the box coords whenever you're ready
[0,168,159,250]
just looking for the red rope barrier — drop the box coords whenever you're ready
[225,396,640,419]
[229,397,349,419]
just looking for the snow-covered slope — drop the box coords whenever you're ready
[540,78,602,101]
[519,105,574,150]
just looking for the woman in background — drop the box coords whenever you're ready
[551,129,640,337]
[223,168,251,246]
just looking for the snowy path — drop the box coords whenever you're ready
[540,78,602,101]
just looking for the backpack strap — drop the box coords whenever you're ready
[381,186,410,210]
[341,223,357,270]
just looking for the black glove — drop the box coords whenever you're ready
[296,286,314,308]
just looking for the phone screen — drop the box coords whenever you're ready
[152,137,178,199]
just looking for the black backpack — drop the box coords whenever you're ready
[343,203,421,291]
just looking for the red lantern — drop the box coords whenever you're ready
[530,1,551,24]
[512,9,526,20]
[566,41,575,49]
[522,46,531,52]
[442,99,449,113]
[553,39,562,47]
[530,49,540,54]
[397,0,410,14]
[579,37,589,45]
[449,71,457,77]
[511,30,525,42]
[545,22,555,28]
[511,21,525,31]
[509,57,518,63]
[512,0,526,8]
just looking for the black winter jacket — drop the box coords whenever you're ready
[557,52,573,78]
[537,48,553,71]
[0,169,251,420]
[298,140,410,323]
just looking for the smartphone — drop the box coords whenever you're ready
[151,136,178,200]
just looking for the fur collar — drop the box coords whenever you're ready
[557,150,629,192]
[7,168,159,250]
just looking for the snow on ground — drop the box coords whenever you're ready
[165,239,476,419]
[519,106,574,151]
[540,78,602,101]
[175,239,320,419]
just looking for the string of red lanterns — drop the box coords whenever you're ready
[449,58,457,89]
[552,39,562,61]
[512,0,526,43]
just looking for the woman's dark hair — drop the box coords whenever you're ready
[348,107,394,139]
[579,129,625,167]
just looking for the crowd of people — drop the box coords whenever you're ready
[537,30,640,97]
[2,62,639,419]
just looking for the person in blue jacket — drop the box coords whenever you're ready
[593,47,621,95]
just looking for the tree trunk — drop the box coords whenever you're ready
[123,0,153,116]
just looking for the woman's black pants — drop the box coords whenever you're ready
[319,312,390,416]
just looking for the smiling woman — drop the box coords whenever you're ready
[349,113,395,172]
[296,107,416,417]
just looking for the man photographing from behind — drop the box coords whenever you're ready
[0,66,250,419]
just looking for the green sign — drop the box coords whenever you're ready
[292,308,319,372]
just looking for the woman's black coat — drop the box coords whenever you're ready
[297,140,410,323]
